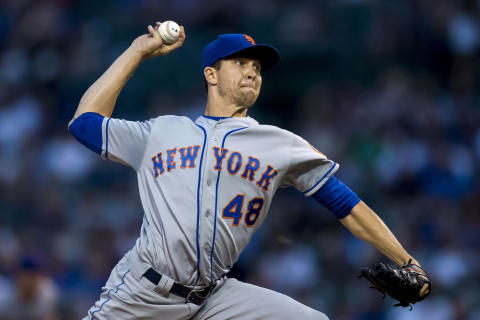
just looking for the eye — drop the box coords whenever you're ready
[235,60,244,66]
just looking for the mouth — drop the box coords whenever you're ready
[240,85,256,90]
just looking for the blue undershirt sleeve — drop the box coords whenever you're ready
[312,176,361,219]
[68,112,104,155]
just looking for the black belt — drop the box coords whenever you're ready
[143,268,216,305]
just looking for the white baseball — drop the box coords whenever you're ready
[158,21,180,45]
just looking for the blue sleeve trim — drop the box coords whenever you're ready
[312,176,360,219]
[303,162,337,195]
[105,117,111,159]
[69,112,104,155]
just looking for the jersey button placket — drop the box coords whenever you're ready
[202,170,216,277]
[199,126,218,281]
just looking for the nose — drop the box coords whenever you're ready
[244,64,257,80]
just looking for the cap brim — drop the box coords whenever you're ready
[225,44,280,72]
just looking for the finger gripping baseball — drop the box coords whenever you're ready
[359,260,431,309]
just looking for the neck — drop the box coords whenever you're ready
[205,92,248,118]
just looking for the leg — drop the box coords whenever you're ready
[193,278,328,320]
[83,256,199,320]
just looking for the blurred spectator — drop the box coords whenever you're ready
[0,257,59,320]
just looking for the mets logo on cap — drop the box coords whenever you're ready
[243,35,256,45]
[202,33,280,72]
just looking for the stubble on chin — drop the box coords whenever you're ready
[237,90,258,108]
[219,83,258,108]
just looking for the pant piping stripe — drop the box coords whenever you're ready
[89,269,130,319]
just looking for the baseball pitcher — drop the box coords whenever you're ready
[69,22,430,320]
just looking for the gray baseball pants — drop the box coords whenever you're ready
[84,257,329,320]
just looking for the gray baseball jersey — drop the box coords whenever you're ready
[100,114,338,288]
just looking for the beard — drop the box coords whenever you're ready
[236,88,259,107]
[218,82,260,108]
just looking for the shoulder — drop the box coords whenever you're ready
[253,123,294,136]
[148,115,196,127]
[255,123,327,155]
[251,123,300,144]
[150,115,193,123]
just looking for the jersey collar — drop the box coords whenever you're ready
[201,115,229,121]
[195,115,259,128]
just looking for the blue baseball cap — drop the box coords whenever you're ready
[202,34,280,72]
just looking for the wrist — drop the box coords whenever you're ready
[125,45,146,63]
[407,258,421,267]
[395,256,419,267]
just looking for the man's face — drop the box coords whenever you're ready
[215,57,262,108]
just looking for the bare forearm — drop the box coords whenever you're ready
[340,201,418,266]
[72,46,143,120]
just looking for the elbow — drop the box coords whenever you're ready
[68,112,104,154]
[68,117,75,131]
[68,109,90,131]
[312,177,361,219]
[68,114,81,131]
[68,108,82,131]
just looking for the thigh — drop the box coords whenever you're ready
[193,278,328,320]
[83,257,199,320]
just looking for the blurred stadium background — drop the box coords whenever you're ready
[0,0,479,319]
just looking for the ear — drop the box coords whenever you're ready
[204,66,218,86]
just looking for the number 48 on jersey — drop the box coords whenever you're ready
[222,194,264,228]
